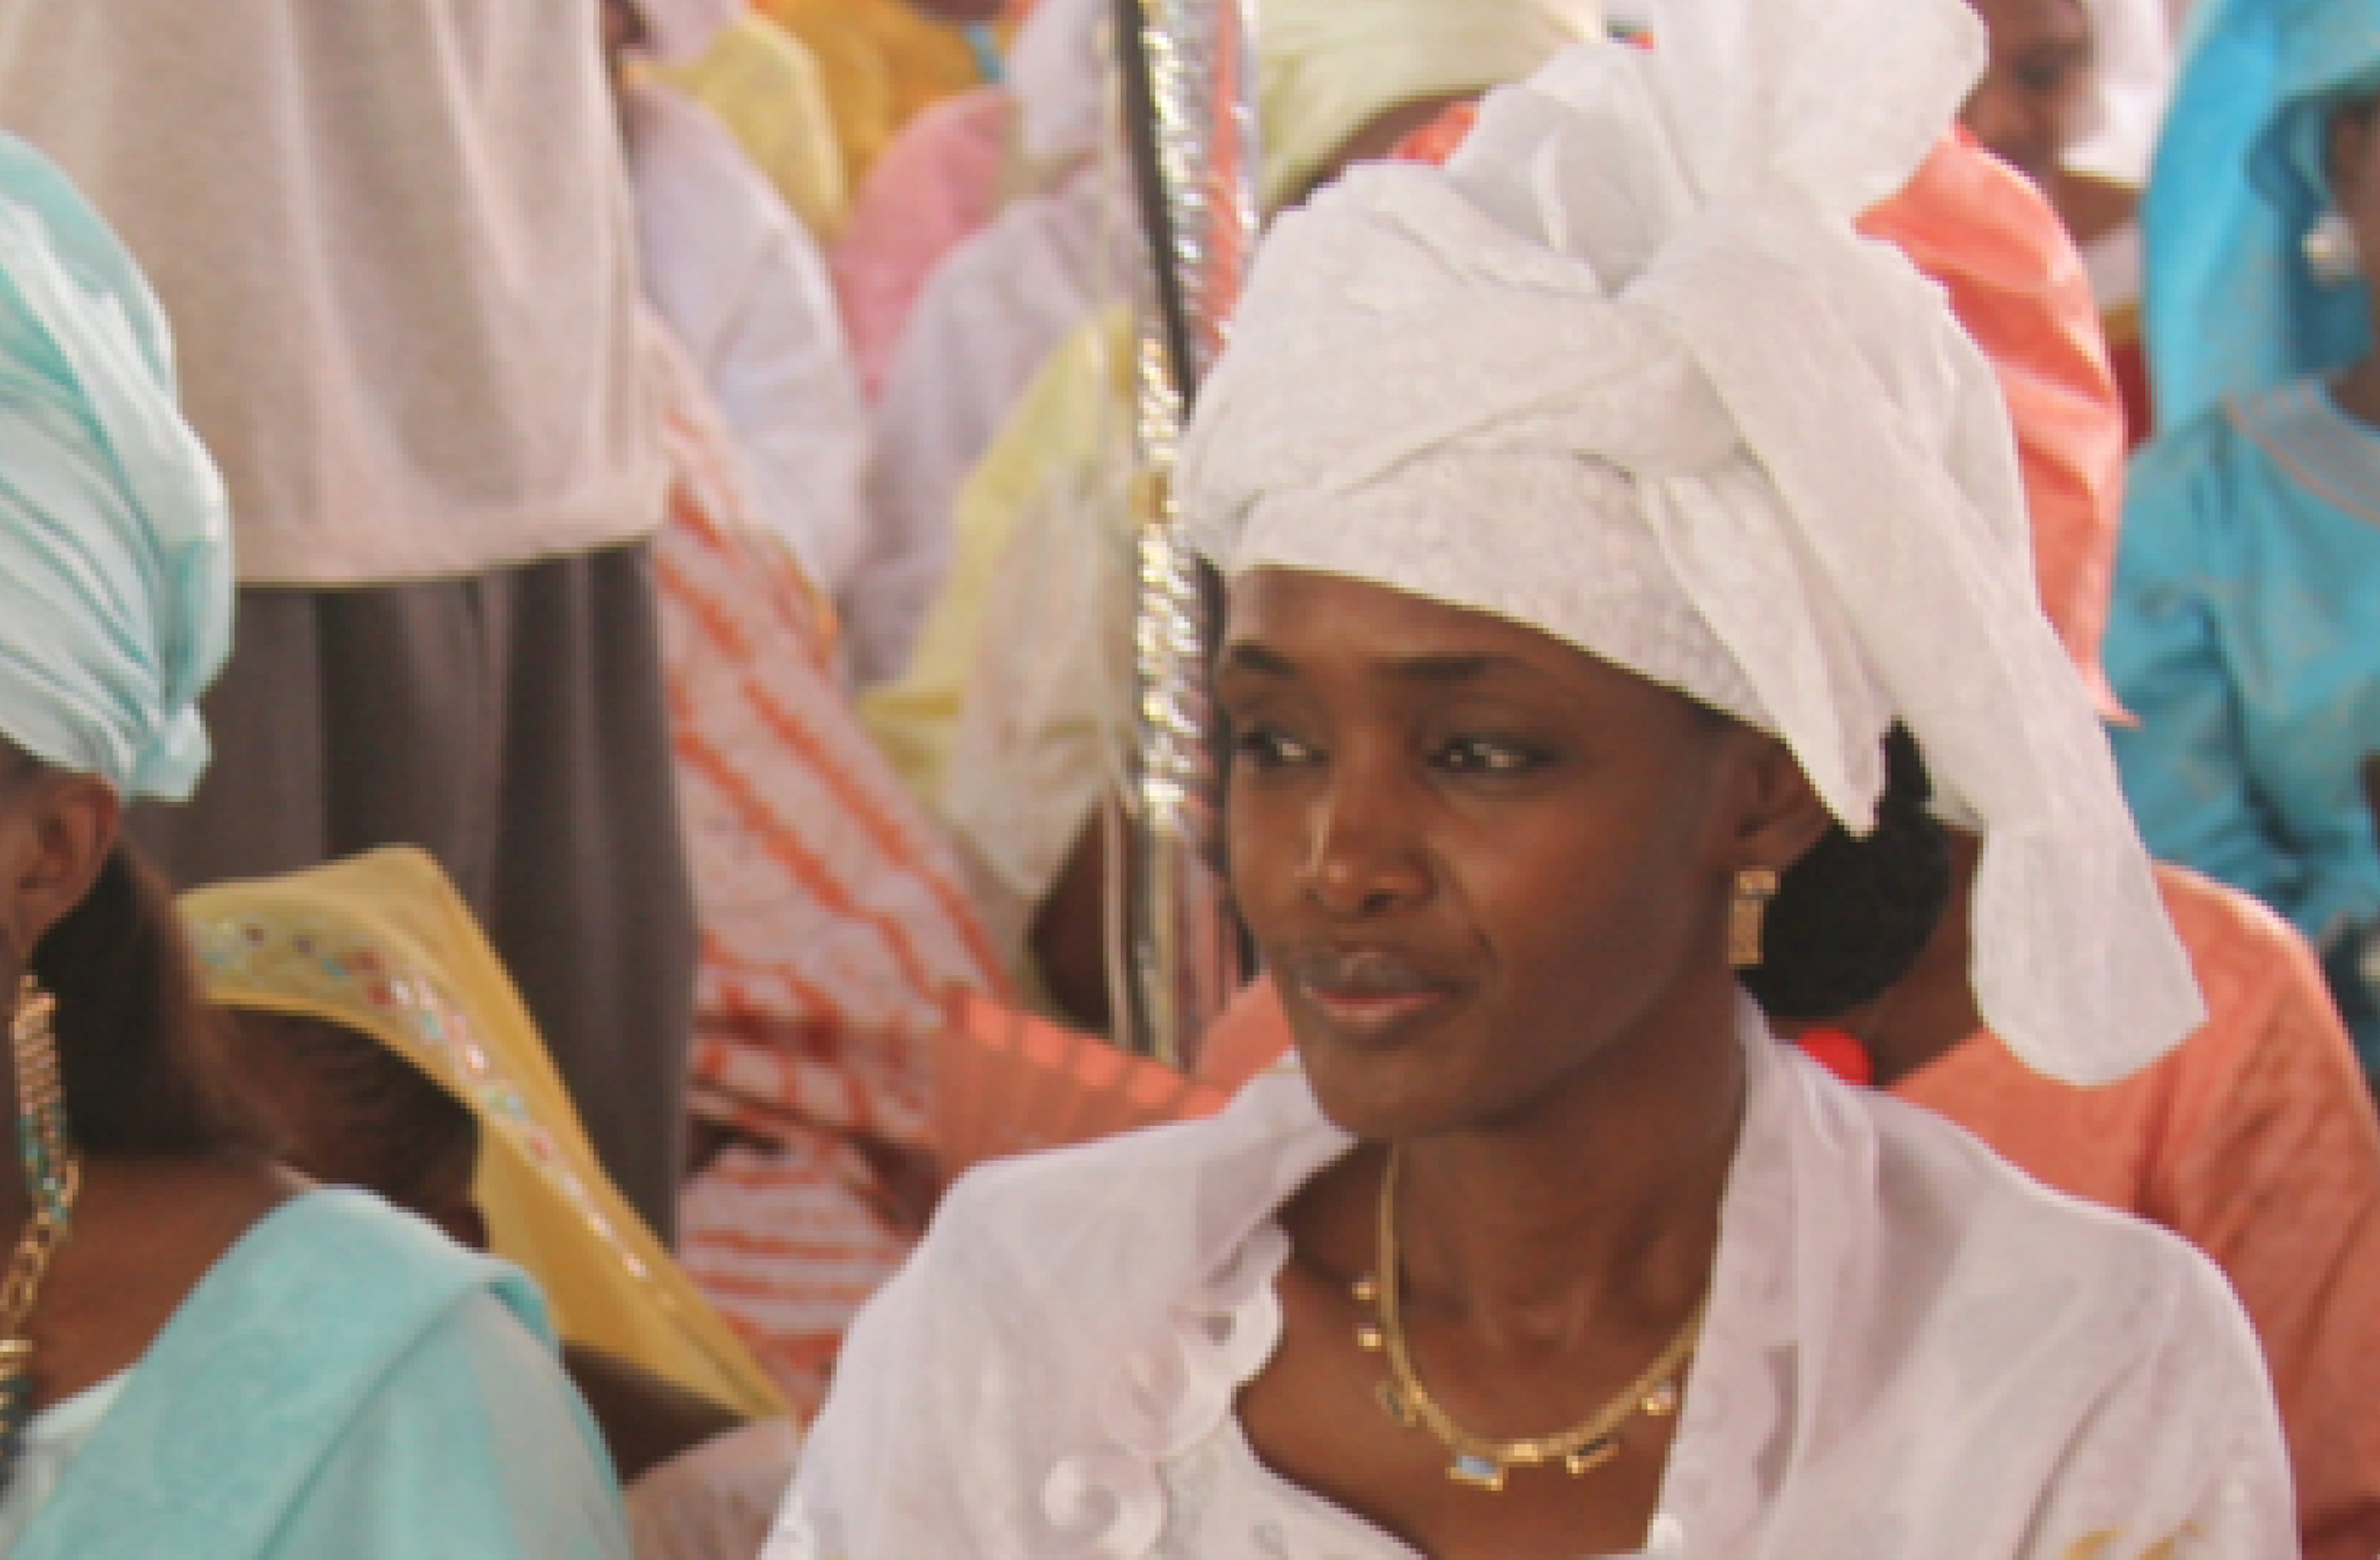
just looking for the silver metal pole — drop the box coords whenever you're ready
[1112,0,1257,1068]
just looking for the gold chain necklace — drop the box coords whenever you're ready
[1353,1144,1705,1493]
[0,978,81,1489]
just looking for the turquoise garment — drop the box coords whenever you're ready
[6,1189,631,1560]
[0,132,230,801]
[2142,0,2380,428]
[2106,378,2380,1063]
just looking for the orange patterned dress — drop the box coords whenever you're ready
[649,334,1008,1416]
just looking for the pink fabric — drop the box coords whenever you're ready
[1859,132,2130,719]
[831,86,1015,398]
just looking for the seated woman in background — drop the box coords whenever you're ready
[0,136,628,1558]
[769,2,2292,1553]
[187,847,797,1560]
[2107,0,2380,1072]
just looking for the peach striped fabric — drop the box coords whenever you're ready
[647,336,1008,1412]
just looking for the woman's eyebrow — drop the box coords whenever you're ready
[1219,642,1299,678]
[1380,653,1537,686]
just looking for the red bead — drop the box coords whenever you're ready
[1795,1027,1874,1086]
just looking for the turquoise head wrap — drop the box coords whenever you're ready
[2145,0,2380,427]
[0,135,231,802]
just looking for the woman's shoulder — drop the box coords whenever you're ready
[927,1072,1336,1288]
[1854,1077,2258,1348]
[2132,377,2380,540]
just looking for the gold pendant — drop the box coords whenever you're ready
[1564,1435,1619,1478]
[1448,1451,1507,1491]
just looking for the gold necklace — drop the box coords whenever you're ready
[0,978,80,1489]
[1353,1145,1705,1493]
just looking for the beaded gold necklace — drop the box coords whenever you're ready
[1353,1145,1705,1493]
[0,978,79,1491]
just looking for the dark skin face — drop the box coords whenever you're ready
[1217,569,1828,1558]
[1029,94,1480,1030]
[1960,0,2095,187]
[2326,101,2380,428]
[0,754,294,1415]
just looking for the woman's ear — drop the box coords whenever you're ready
[1724,731,1834,876]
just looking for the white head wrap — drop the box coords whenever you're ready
[2064,0,2175,189]
[0,135,231,803]
[635,0,743,67]
[1257,0,1605,213]
[1182,0,2202,1086]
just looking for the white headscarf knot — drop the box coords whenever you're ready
[1184,0,2204,1086]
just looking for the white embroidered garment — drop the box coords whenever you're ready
[1151,1418,1652,1559]
[626,82,873,609]
[764,1000,2292,1557]
[1179,0,2202,1087]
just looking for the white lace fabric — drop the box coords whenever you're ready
[1177,0,2202,1087]
[764,999,2292,1557]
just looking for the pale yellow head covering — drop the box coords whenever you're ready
[185,847,785,1423]
[1259,0,1603,212]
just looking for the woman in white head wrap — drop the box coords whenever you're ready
[0,136,631,1559]
[764,0,2292,1554]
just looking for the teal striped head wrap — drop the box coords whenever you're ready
[0,135,231,802]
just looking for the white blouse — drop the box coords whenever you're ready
[1155,1396,1656,1560]
[766,997,2294,1558]
[0,1374,127,1553]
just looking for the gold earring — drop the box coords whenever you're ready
[1729,868,1778,969]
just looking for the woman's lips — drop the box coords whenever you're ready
[1284,949,1466,1039]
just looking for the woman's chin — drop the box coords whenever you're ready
[1296,1041,1488,1144]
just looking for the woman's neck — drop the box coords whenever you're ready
[1388,983,1743,1352]
[2334,357,2380,433]
[1857,830,1984,1088]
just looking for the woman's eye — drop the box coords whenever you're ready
[1434,736,1545,775]
[1231,725,1318,769]
[2013,55,2077,96]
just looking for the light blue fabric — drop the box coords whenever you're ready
[2106,378,2380,1064]
[2142,0,2380,429]
[5,1189,631,1560]
[0,132,230,802]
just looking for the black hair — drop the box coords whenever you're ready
[1737,725,1952,1021]
[228,1010,480,1209]
[7,759,263,1157]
